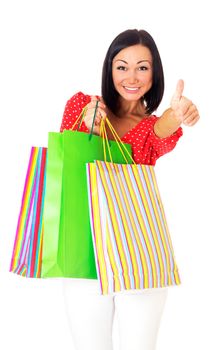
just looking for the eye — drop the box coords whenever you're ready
[116,66,127,71]
[138,66,149,71]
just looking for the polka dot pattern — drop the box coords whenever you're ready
[60,92,183,165]
[121,115,183,165]
[60,92,90,133]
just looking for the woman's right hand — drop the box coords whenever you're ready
[83,96,107,135]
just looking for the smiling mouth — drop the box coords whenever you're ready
[123,86,140,91]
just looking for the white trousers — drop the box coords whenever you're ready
[63,279,168,350]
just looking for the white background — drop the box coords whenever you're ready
[0,0,221,349]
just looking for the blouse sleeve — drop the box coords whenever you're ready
[60,91,91,132]
[123,115,183,165]
[147,116,183,164]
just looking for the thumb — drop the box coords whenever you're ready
[172,79,184,102]
[90,95,99,102]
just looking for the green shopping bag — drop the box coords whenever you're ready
[41,129,132,278]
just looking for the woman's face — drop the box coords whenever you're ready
[112,44,153,102]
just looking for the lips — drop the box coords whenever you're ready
[123,86,140,93]
[124,87,139,91]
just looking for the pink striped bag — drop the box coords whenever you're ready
[86,120,181,295]
[10,147,47,277]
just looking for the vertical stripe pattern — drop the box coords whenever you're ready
[87,160,181,294]
[10,147,47,277]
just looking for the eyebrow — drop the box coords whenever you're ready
[114,59,151,64]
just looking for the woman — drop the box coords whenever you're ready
[60,29,199,350]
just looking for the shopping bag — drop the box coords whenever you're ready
[10,147,47,277]
[41,129,132,278]
[86,121,181,294]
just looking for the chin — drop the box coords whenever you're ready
[121,93,143,101]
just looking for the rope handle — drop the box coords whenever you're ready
[71,106,87,131]
[70,101,135,164]
[104,118,135,164]
[71,101,99,141]
[100,118,135,164]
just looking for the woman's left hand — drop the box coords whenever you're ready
[170,80,200,126]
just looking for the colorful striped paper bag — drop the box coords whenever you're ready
[10,147,47,277]
[87,160,181,295]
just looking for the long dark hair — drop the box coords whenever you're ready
[102,29,164,115]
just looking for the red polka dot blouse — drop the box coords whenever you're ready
[60,92,183,165]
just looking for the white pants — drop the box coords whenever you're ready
[63,279,168,350]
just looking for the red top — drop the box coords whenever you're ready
[60,92,183,165]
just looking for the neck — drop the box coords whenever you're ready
[117,97,146,117]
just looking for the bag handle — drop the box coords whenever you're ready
[71,101,135,164]
[71,101,98,141]
[71,107,87,131]
[100,117,135,164]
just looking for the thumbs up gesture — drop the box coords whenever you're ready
[154,79,200,138]
[170,79,200,126]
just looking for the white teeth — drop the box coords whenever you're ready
[124,87,139,91]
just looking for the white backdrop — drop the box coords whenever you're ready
[0,0,221,349]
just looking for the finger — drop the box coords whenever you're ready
[183,111,200,126]
[181,103,197,120]
[97,107,107,119]
[184,115,200,126]
[90,95,99,102]
[94,113,105,129]
[172,79,184,102]
[87,100,106,110]
[94,117,102,126]
[179,98,192,115]
[186,103,197,113]
[97,101,106,109]
[88,97,99,109]
[189,115,200,126]
[90,95,106,107]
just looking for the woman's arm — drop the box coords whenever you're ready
[154,80,200,138]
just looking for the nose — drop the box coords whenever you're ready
[125,70,139,84]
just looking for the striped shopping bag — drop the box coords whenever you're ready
[10,147,47,277]
[86,120,181,295]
